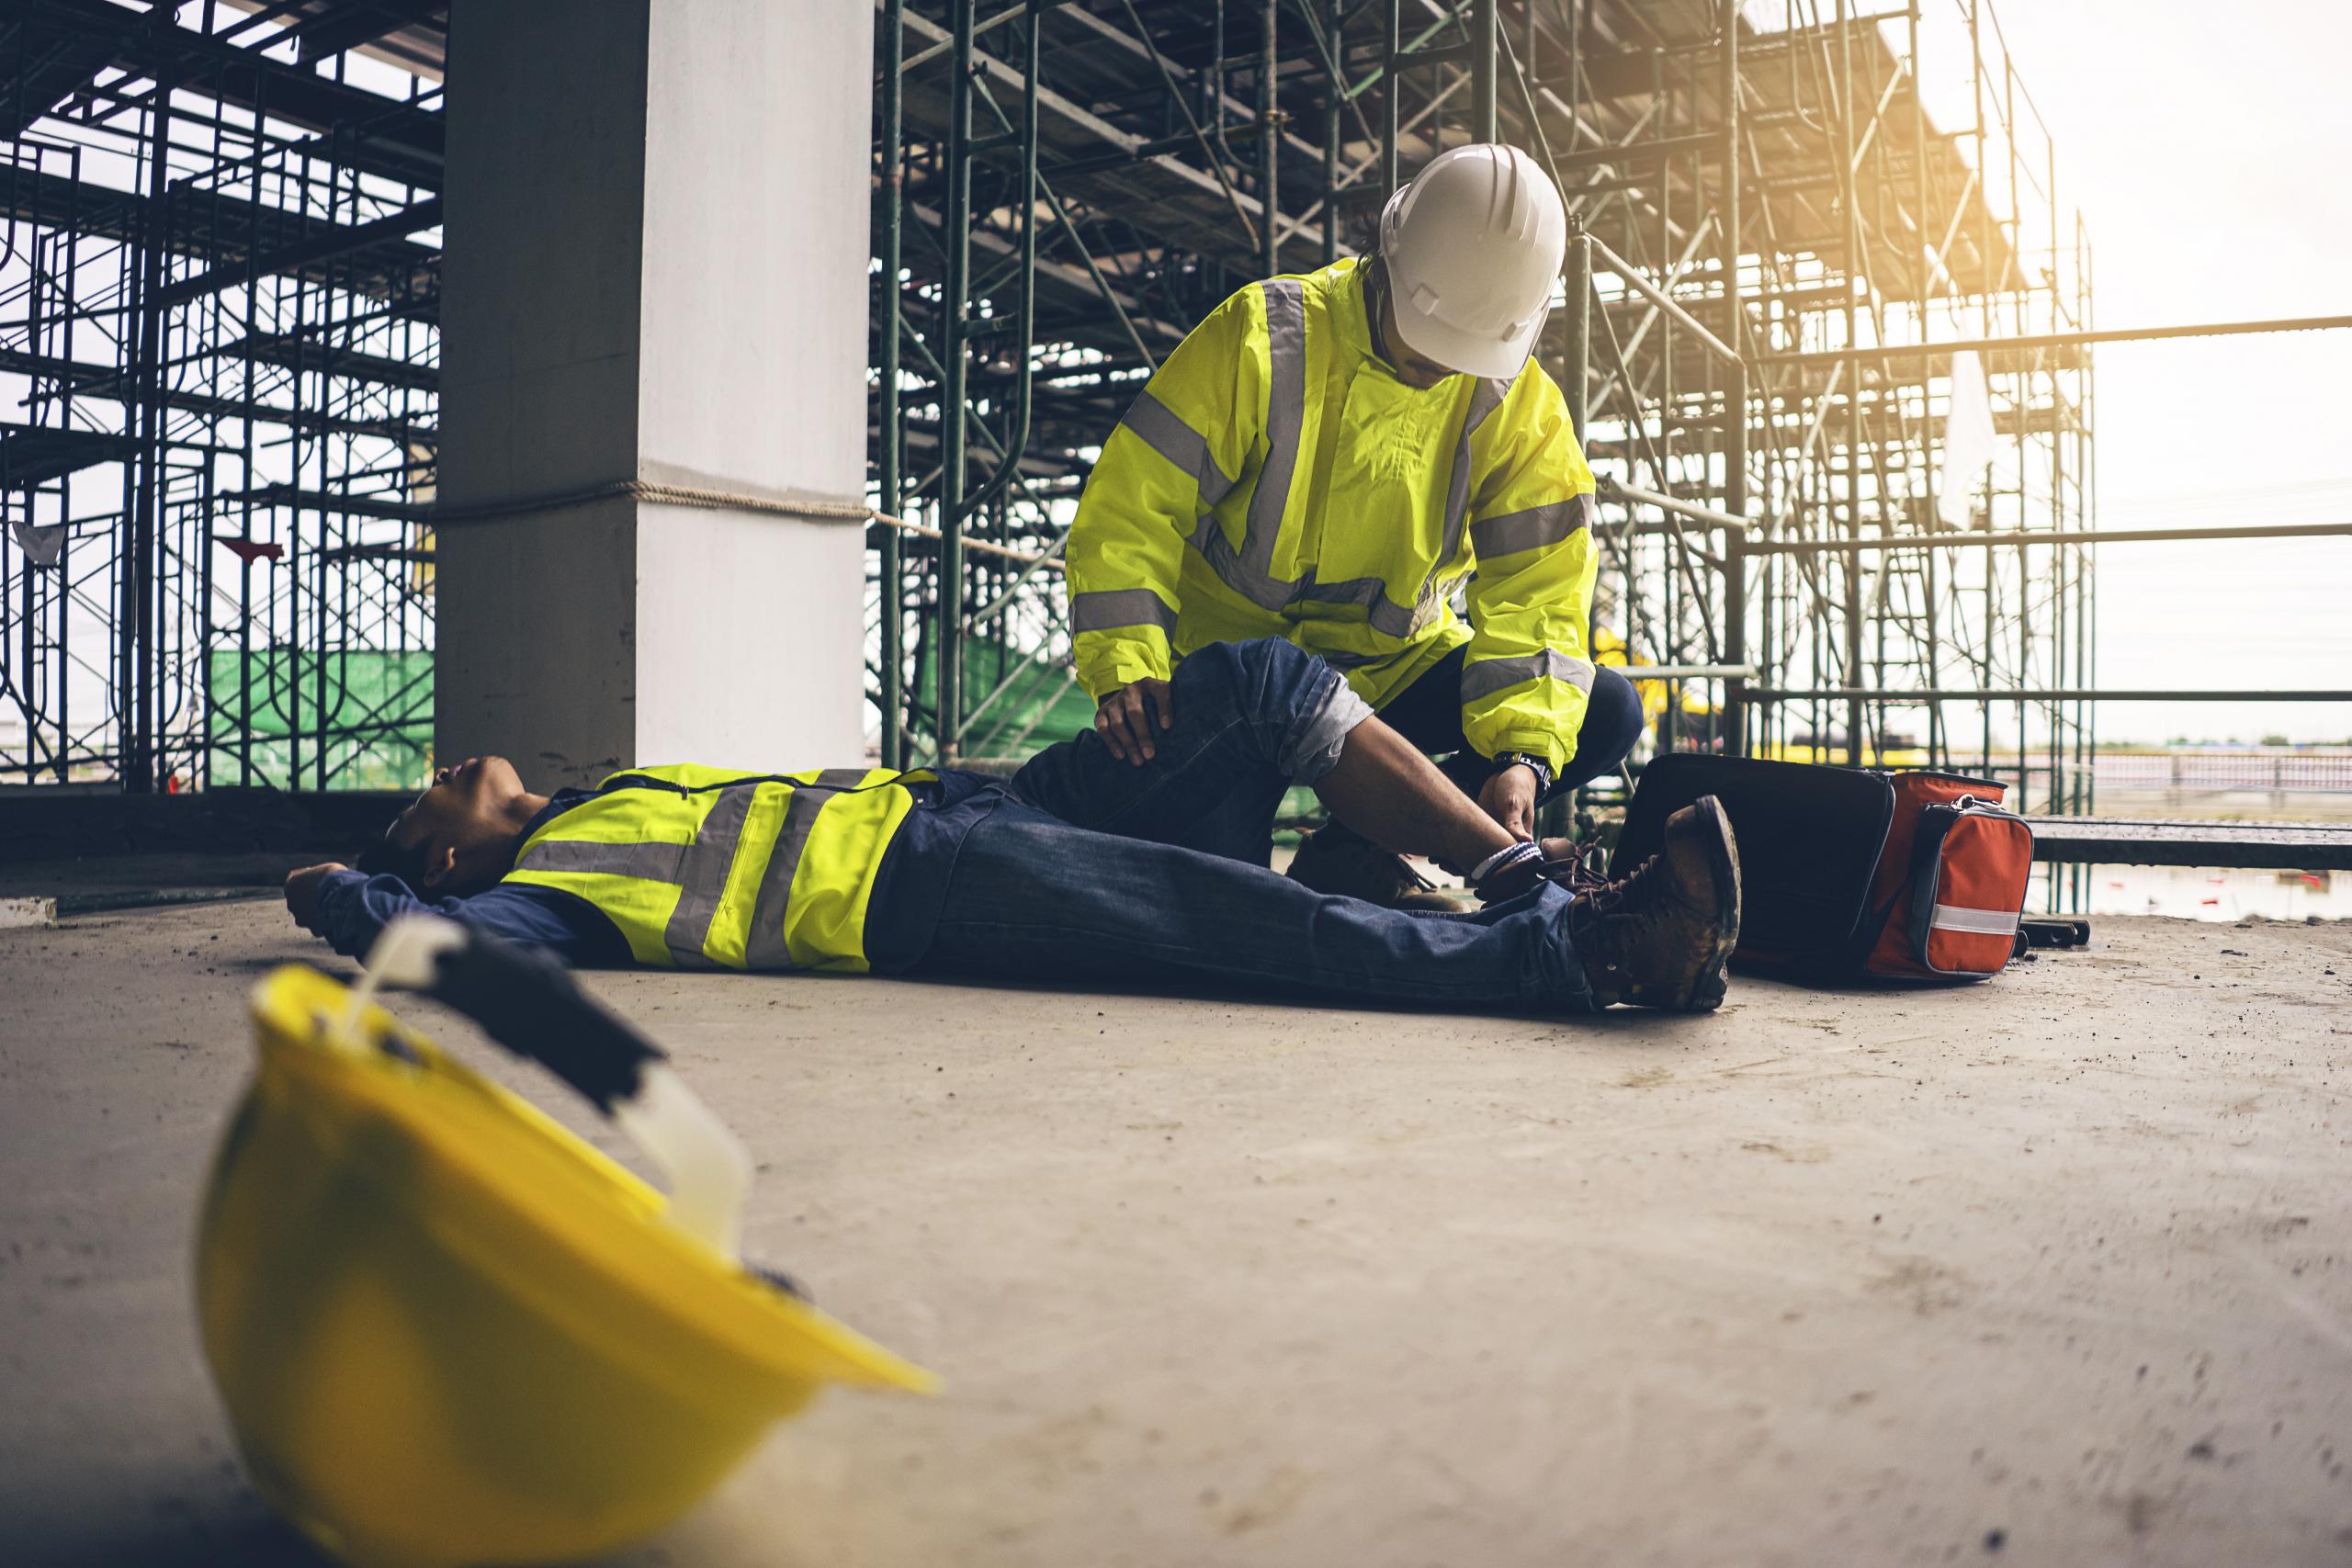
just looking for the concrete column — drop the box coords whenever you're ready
[436,0,872,786]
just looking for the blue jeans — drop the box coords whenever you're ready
[892,638,1597,1014]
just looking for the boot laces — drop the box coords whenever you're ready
[1525,838,1614,900]
[1566,845,1681,937]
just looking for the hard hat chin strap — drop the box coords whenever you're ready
[1361,257,1406,373]
[1377,185,1407,252]
[353,916,755,1259]
[611,1063,753,1258]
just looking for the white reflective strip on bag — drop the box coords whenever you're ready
[1930,903,2019,937]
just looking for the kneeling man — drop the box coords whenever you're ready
[287,639,1739,1014]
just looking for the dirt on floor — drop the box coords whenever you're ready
[2,897,2347,1567]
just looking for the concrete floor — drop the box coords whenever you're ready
[4,898,2349,1567]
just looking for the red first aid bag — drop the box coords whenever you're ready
[1615,754,2037,985]
[1860,773,2035,980]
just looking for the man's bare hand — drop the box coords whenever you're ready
[284,863,347,938]
[1478,765,1540,841]
[1094,678,1175,766]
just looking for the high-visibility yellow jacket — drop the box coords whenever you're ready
[503,764,930,971]
[1068,257,1600,772]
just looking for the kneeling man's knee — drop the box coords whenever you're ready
[1583,665,1646,767]
[1229,634,1321,691]
[1173,637,1367,782]
[1178,636,1312,713]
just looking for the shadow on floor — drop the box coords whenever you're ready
[24,1499,331,1568]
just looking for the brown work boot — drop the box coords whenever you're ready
[1287,826,1471,911]
[1563,795,1742,1011]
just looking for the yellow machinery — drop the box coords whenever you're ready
[196,919,933,1568]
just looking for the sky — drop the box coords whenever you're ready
[1905,1,2352,744]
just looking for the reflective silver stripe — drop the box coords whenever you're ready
[518,770,883,970]
[1181,287,1476,639]
[742,769,871,969]
[1286,574,1383,612]
[1172,278,1299,610]
[513,838,689,880]
[1197,546,1443,638]
[1363,592,1419,638]
[1121,389,1238,507]
[1470,493,1594,561]
[1460,649,1597,705]
[1189,513,1274,605]
[1930,903,2019,937]
[1425,377,1510,616]
[1242,278,1307,580]
[1070,587,1177,635]
[1270,570,1421,638]
[658,784,759,968]
[1469,378,1510,434]
[742,786,827,969]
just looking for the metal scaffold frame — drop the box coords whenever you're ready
[6,0,2341,832]
[866,0,2348,868]
[0,0,443,793]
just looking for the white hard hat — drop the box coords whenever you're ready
[1378,143,1567,380]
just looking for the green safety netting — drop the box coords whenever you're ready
[909,632,1096,761]
[206,649,432,789]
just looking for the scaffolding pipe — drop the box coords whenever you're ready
[1261,0,1280,277]
[936,0,975,761]
[1323,0,1341,265]
[1753,689,2352,705]
[1762,314,2352,367]
[1380,0,1399,196]
[878,0,907,768]
[1585,231,1740,365]
[1471,0,1497,143]
[1717,0,1747,750]
[1597,477,1752,531]
[955,3,1040,523]
[1565,227,1591,440]
[1749,520,2352,555]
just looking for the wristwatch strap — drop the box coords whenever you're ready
[1490,751,1553,792]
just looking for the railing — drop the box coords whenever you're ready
[2092,752,2352,795]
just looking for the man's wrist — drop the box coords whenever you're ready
[1489,750,1553,792]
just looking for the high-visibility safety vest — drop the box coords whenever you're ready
[1068,256,1601,773]
[503,764,932,972]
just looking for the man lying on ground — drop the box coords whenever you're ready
[283,637,1741,1013]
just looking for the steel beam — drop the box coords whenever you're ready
[1762,314,2352,369]
[2026,818,2352,873]
[1750,689,2352,704]
[1747,521,2352,556]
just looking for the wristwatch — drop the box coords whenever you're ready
[1490,751,1553,793]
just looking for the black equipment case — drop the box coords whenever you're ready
[1611,752,2034,983]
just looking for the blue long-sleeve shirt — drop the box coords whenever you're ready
[314,873,634,964]
[313,772,1003,969]
[314,789,631,964]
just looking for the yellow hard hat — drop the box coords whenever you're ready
[196,919,933,1568]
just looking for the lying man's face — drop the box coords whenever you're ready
[359,755,532,897]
